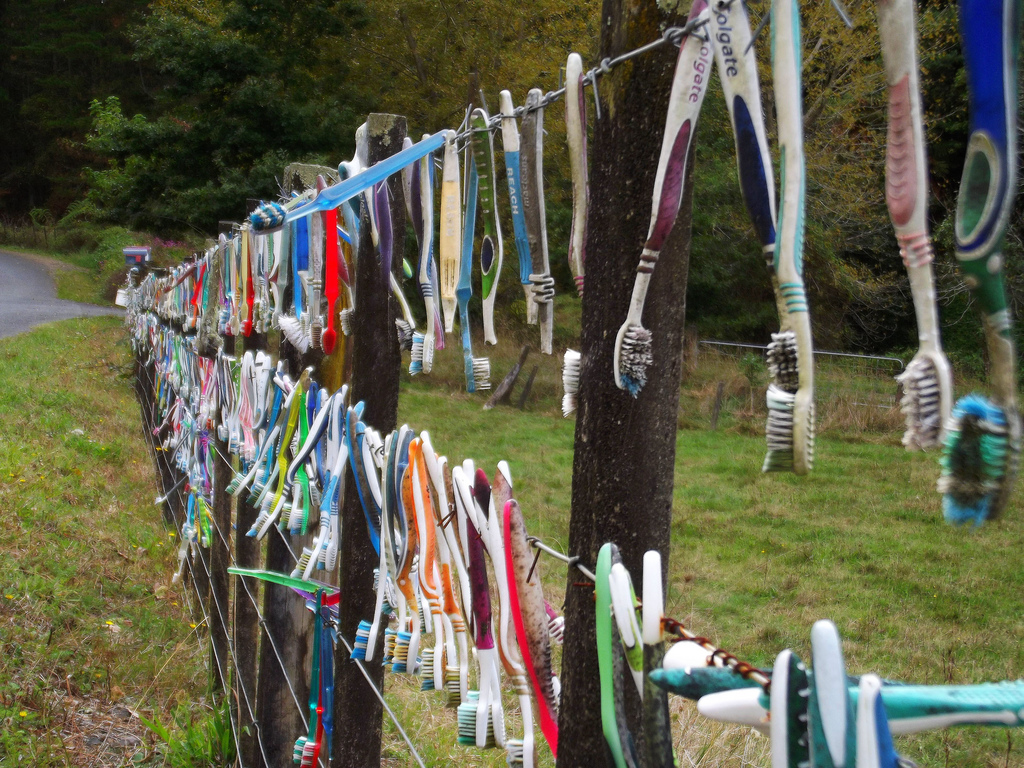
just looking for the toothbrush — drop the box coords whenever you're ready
[479,466,534,767]
[394,462,421,675]
[344,404,382,554]
[307,175,327,351]
[456,151,491,391]
[940,0,1021,523]
[276,131,448,225]
[412,144,439,374]
[708,0,782,315]
[564,53,588,297]
[452,466,505,747]
[595,543,639,768]
[391,273,417,353]
[807,619,855,768]
[499,90,536,322]
[360,430,399,662]
[640,551,674,768]
[613,0,713,397]
[504,499,558,761]
[856,675,903,768]
[336,159,361,337]
[409,438,445,691]
[321,205,340,354]
[440,134,462,334]
[422,435,472,703]
[521,87,555,355]
[469,107,504,346]
[608,563,644,699]
[770,649,811,768]
[875,0,953,451]
[561,349,581,417]
[763,0,815,475]
[465,495,504,749]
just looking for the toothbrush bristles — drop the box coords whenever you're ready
[396,319,414,351]
[444,667,461,707]
[409,333,425,375]
[506,739,525,766]
[939,394,1019,525]
[419,647,435,691]
[620,324,653,397]
[562,349,581,417]
[473,357,491,390]
[763,384,796,472]
[340,308,353,336]
[766,331,799,392]
[897,357,941,450]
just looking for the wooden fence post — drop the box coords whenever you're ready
[332,112,407,767]
[234,327,266,768]
[558,0,697,763]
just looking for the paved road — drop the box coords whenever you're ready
[0,249,123,339]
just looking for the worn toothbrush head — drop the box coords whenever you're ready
[420,647,435,691]
[395,318,414,350]
[391,630,412,673]
[505,738,525,767]
[382,627,397,665]
[561,349,581,417]
[340,307,353,337]
[409,332,425,375]
[614,323,653,397]
[473,357,492,391]
[457,694,484,745]
[279,314,311,353]
[766,331,799,391]
[897,350,952,451]
[250,201,286,232]
[763,331,814,474]
[939,393,1020,525]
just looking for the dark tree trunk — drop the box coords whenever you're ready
[557,0,696,764]
[331,113,407,767]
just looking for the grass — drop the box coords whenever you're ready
[0,317,215,766]
[391,295,1024,767]
[4,293,1024,767]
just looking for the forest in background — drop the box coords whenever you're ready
[0,0,1021,371]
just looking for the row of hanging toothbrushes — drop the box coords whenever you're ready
[126,285,567,766]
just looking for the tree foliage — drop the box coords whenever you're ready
[0,0,153,213]
[80,0,372,232]
[2,0,1020,362]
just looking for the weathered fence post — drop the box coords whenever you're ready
[255,221,316,766]
[332,112,407,766]
[234,326,265,768]
[558,0,697,763]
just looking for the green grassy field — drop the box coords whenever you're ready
[3,297,1023,767]
[0,317,210,766]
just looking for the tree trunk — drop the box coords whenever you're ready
[557,0,696,763]
[331,113,407,767]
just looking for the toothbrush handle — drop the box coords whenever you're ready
[710,0,776,257]
[565,53,589,295]
[954,0,1020,402]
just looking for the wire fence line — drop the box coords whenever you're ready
[134,350,427,767]
[697,339,907,411]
